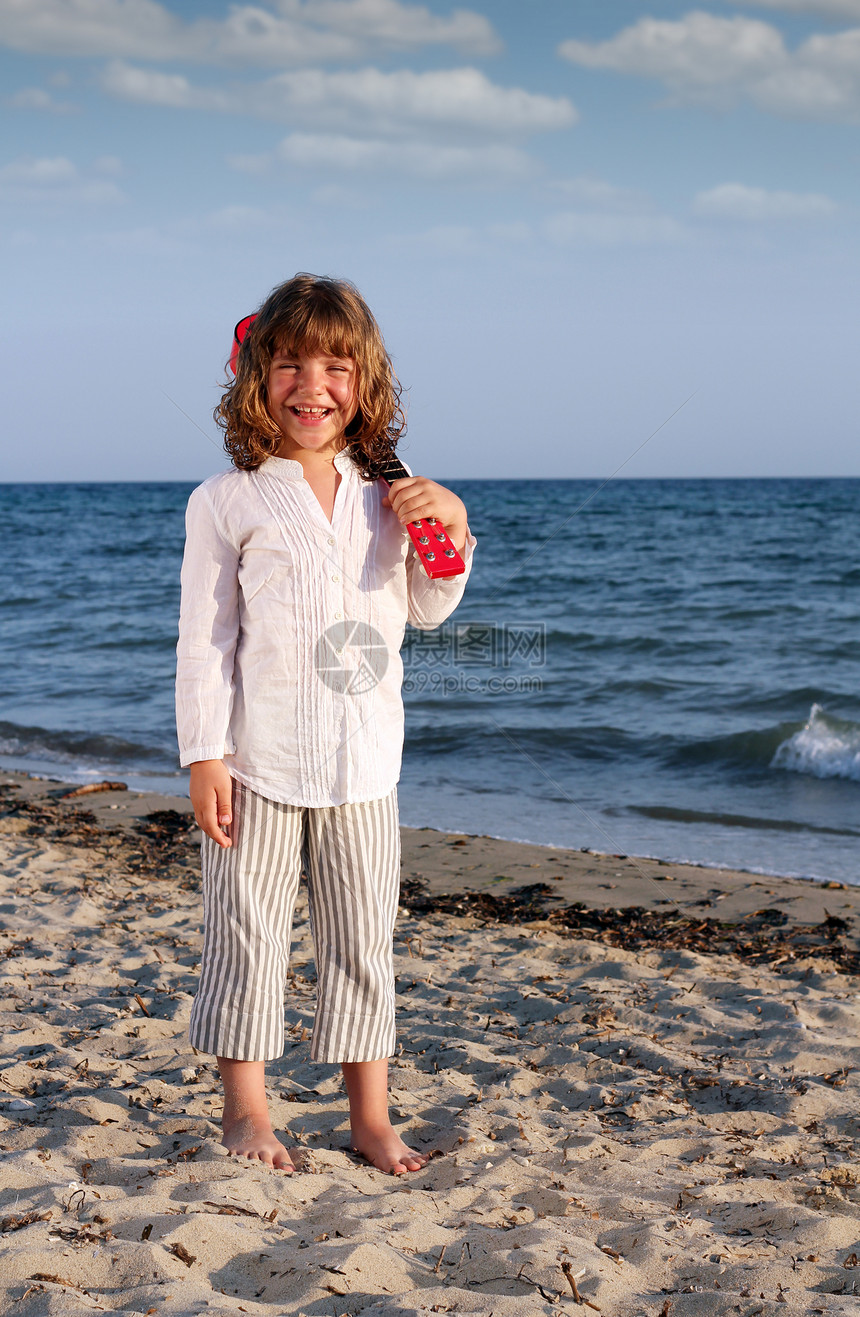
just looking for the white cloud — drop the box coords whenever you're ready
[101,60,230,109]
[0,0,195,60]
[0,155,125,204]
[276,0,499,55]
[0,0,498,64]
[560,13,786,103]
[693,181,838,219]
[261,66,575,135]
[559,11,860,121]
[211,63,572,184]
[102,62,576,138]
[274,132,535,180]
[7,86,77,112]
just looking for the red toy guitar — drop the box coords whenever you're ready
[230,314,255,375]
[230,315,465,580]
[378,455,466,579]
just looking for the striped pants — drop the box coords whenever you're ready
[188,780,401,1064]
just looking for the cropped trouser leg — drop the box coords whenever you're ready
[188,781,400,1064]
[304,790,401,1063]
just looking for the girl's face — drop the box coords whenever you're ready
[266,348,357,461]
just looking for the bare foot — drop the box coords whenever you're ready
[222,1110,294,1171]
[351,1123,429,1175]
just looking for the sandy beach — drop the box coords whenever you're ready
[1,770,858,1316]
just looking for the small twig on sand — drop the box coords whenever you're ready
[61,782,127,798]
[561,1260,601,1310]
[28,1274,90,1294]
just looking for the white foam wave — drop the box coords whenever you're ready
[771,703,860,783]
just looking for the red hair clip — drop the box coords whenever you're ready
[229,313,256,375]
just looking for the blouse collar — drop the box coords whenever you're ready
[258,449,356,481]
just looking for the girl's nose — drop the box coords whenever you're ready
[302,361,326,391]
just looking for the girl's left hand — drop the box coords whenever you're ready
[383,477,468,554]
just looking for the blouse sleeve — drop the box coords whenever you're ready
[175,482,240,765]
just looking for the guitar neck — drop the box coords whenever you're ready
[378,456,411,484]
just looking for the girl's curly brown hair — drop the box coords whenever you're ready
[215,273,406,481]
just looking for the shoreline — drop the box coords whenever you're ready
[4,769,857,932]
[2,759,854,888]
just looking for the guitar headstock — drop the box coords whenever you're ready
[378,456,465,579]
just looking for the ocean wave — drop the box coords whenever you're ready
[404,720,644,762]
[664,723,792,771]
[771,704,860,783]
[406,709,860,784]
[0,720,172,768]
[628,803,860,837]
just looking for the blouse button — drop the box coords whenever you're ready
[331,573,340,582]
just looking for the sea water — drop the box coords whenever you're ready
[1,477,858,884]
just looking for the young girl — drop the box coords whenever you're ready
[176,274,475,1175]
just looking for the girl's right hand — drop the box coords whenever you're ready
[189,759,234,848]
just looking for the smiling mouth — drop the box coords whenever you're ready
[292,406,332,418]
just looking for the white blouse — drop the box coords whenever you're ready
[175,450,476,807]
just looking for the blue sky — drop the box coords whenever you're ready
[2,0,858,482]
